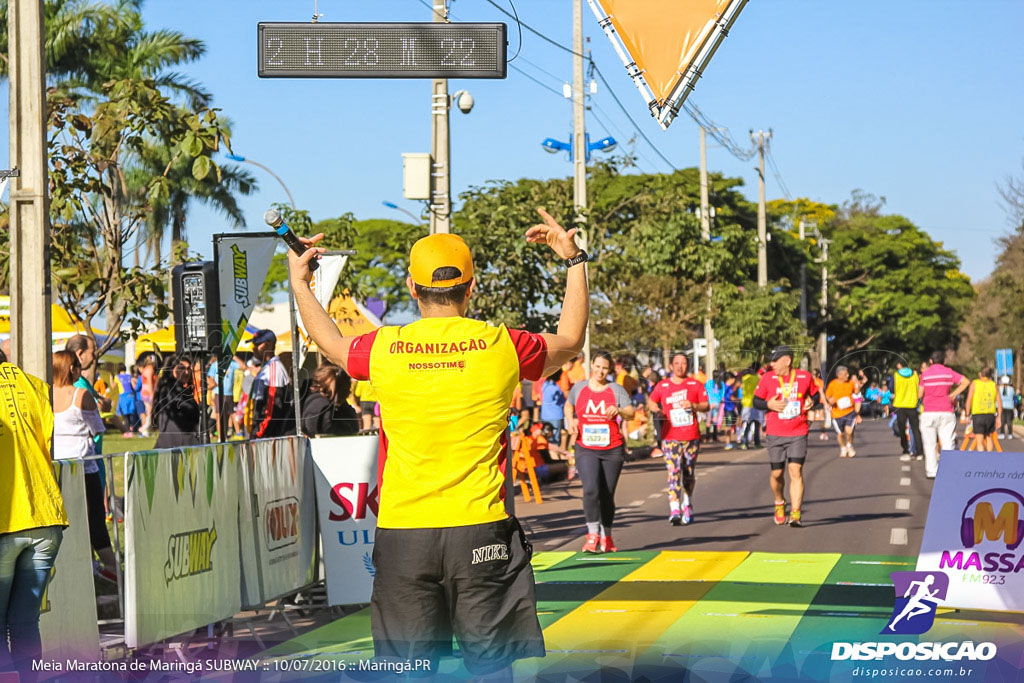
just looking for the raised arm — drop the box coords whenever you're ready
[525,209,589,376]
[288,234,355,368]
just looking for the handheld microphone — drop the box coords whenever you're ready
[263,208,318,271]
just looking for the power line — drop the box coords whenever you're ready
[680,102,756,162]
[480,0,585,57]
[509,63,564,98]
[517,55,565,85]
[591,63,677,171]
[764,137,792,200]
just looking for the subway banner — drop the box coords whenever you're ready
[916,451,1024,611]
[214,233,277,355]
[239,437,317,607]
[38,459,100,661]
[124,445,242,648]
[309,435,379,605]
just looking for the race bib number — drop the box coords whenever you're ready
[780,400,801,420]
[581,423,611,447]
[669,408,694,428]
[837,396,852,410]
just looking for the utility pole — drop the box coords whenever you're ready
[573,0,591,372]
[798,220,807,325]
[699,126,715,377]
[818,236,830,375]
[429,0,451,234]
[8,0,52,381]
[752,130,770,288]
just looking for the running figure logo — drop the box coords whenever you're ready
[883,571,949,635]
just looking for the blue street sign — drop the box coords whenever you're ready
[995,348,1013,377]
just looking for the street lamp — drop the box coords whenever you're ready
[382,200,425,225]
[540,134,616,162]
[224,153,296,209]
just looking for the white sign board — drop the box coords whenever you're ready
[309,435,379,605]
[124,445,242,648]
[916,450,1024,612]
[239,437,317,607]
[39,460,100,661]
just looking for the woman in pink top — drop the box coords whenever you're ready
[917,351,970,479]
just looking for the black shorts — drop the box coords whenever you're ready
[972,414,996,436]
[766,434,807,470]
[214,394,234,416]
[833,413,857,432]
[371,517,545,675]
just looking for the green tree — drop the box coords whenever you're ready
[713,282,809,367]
[46,78,236,353]
[824,200,974,369]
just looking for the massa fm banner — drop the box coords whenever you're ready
[587,0,748,129]
[916,450,1024,612]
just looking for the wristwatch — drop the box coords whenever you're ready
[565,250,589,268]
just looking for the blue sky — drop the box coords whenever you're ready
[4,0,1023,281]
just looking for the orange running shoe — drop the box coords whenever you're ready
[582,533,601,553]
[600,535,618,553]
[773,501,787,525]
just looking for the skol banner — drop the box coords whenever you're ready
[38,459,101,662]
[309,435,379,606]
[916,450,1024,611]
[124,445,242,648]
[238,437,317,608]
[296,253,347,365]
[214,233,277,355]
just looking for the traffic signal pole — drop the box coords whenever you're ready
[7,0,52,381]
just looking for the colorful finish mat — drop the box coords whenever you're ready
[258,551,1024,681]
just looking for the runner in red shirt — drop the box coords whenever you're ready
[647,353,709,526]
[566,352,635,553]
[753,346,822,527]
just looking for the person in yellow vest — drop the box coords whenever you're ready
[290,209,587,675]
[0,354,68,672]
[965,367,1001,451]
[893,360,924,460]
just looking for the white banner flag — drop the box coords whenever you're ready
[296,253,347,365]
[309,435,379,605]
[215,234,278,355]
[238,437,318,607]
[917,450,1024,612]
[124,445,242,648]
[39,460,100,662]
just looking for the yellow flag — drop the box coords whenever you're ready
[592,0,746,127]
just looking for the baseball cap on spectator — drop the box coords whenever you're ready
[409,234,474,287]
[770,345,794,362]
[1001,375,1011,385]
[251,329,276,346]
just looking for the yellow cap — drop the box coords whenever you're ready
[408,234,474,287]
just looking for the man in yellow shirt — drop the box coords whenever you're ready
[965,367,1001,451]
[291,209,588,675]
[892,360,923,460]
[0,355,68,671]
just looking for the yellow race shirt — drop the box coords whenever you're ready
[971,379,997,415]
[0,363,68,534]
[893,370,919,409]
[346,317,547,529]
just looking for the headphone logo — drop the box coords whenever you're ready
[959,488,1024,550]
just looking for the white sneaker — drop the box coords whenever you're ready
[839,446,848,458]
[847,446,856,457]
[900,453,911,462]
